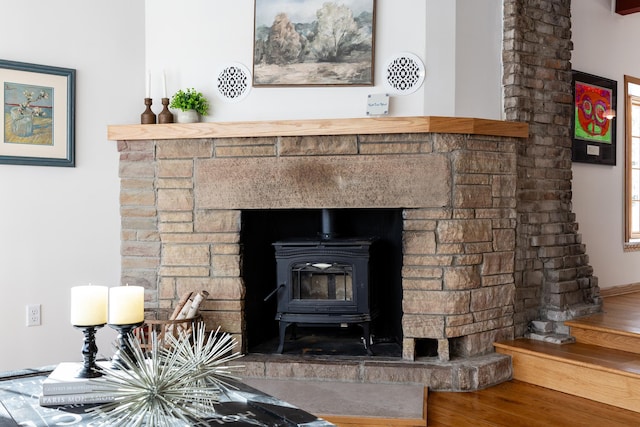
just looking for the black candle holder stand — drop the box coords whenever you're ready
[73,324,105,378]
[109,321,144,369]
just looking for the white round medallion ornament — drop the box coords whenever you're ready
[383,52,426,96]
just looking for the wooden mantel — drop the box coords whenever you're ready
[107,116,529,141]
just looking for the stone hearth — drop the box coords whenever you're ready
[110,116,528,390]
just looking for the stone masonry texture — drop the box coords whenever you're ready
[118,132,519,362]
[503,0,601,336]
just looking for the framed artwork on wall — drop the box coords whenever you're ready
[253,0,376,87]
[0,59,75,167]
[571,70,617,165]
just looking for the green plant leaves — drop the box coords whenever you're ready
[169,88,209,115]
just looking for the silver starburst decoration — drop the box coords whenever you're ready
[165,324,244,390]
[88,322,244,426]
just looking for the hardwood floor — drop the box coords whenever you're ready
[427,380,640,426]
[428,292,640,426]
[570,291,640,334]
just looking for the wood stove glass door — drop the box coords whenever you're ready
[291,262,353,302]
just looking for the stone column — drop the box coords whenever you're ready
[502,0,601,340]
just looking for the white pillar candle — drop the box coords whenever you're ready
[70,285,108,326]
[109,285,145,325]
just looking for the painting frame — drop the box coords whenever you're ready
[253,0,376,87]
[1,59,75,167]
[571,70,617,166]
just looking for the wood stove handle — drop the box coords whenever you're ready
[264,284,285,302]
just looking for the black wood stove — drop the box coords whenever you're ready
[266,210,378,354]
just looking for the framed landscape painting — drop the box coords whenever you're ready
[253,0,376,86]
[1,59,75,167]
[571,70,617,165]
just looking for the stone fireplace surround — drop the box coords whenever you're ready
[109,116,528,391]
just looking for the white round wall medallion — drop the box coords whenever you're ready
[383,52,425,95]
[215,63,252,102]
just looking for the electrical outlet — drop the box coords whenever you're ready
[26,304,41,327]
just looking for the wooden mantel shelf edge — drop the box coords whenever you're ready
[107,116,529,141]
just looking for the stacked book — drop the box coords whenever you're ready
[39,361,116,406]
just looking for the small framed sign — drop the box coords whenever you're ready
[366,93,389,116]
[571,70,617,165]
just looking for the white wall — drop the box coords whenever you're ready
[0,1,144,371]
[145,0,503,121]
[0,0,503,371]
[455,0,504,119]
[571,0,640,288]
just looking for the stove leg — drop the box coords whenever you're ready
[276,321,289,353]
[361,322,374,356]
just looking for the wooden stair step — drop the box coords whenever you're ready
[566,315,640,354]
[494,338,640,413]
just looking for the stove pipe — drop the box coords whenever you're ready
[320,208,335,240]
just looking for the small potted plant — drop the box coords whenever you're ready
[169,88,209,123]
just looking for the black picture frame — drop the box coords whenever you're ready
[571,70,617,165]
[0,59,75,167]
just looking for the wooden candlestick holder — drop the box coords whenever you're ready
[141,98,156,124]
[158,97,174,124]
